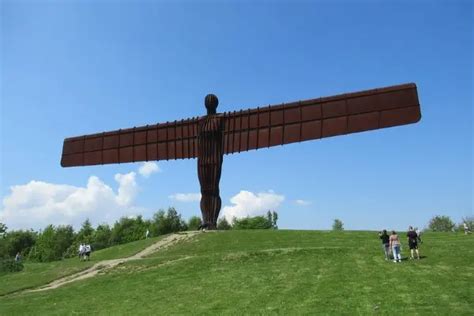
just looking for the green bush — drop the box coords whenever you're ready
[428,216,455,232]
[233,216,273,230]
[187,216,202,231]
[232,211,279,230]
[217,217,232,230]
[0,258,24,274]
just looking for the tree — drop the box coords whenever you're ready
[332,219,344,231]
[76,219,95,244]
[217,217,231,230]
[151,208,187,236]
[166,207,187,232]
[0,222,7,237]
[428,215,455,232]
[5,230,37,257]
[110,216,148,245]
[272,211,278,229]
[33,225,74,262]
[187,216,202,231]
[92,224,112,250]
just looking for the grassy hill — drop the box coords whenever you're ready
[0,230,472,315]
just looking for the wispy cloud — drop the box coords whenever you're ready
[295,199,312,206]
[168,193,201,202]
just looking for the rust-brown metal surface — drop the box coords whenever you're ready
[197,111,224,229]
[61,118,200,167]
[222,83,420,154]
[61,83,420,167]
[61,83,421,228]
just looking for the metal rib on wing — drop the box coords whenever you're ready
[223,83,421,154]
[61,117,200,167]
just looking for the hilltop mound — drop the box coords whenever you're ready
[1,230,472,314]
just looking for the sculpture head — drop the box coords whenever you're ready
[205,94,218,115]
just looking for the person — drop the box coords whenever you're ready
[415,227,422,243]
[407,226,420,260]
[389,230,402,263]
[146,229,150,239]
[198,221,209,232]
[378,230,390,260]
[84,244,91,261]
[464,222,471,235]
[15,252,22,263]
[78,243,85,260]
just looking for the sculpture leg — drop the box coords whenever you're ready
[200,191,221,230]
[198,160,223,229]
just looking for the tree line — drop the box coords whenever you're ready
[0,209,279,270]
[329,216,473,232]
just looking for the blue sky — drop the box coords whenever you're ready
[1,1,472,231]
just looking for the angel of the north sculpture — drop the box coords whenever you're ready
[61,83,421,229]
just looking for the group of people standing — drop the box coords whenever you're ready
[378,227,421,263]
[78,243,92,261]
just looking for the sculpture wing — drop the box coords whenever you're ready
[61,117,200,167]
[222,83,421,154]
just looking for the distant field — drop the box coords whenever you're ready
[0,230,472,315]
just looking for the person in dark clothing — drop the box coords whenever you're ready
[198,221,209,232]
[378,230,390,260]
[407,226,420,259]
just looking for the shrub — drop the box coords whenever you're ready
[217,217,232,230]
[0,258,24,274]
[187,216,202,231]
[233,216,273,230]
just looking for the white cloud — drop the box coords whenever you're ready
[168,193,201,202]
[221,190,285,222]
[138,162,161,178]
[295,199,312,206]
[115,172,138,205]
[0,172,144,230]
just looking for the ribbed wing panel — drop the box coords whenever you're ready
[61,118,200,167]
[223,83,421,154]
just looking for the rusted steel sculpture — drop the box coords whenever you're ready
[61,83,422,229]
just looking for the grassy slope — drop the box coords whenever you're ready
[0,231,472,315]
[0,236,162,296]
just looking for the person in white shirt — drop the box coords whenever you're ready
[464,222,471,235]
[78,244,85,260]
[415,227,422,243]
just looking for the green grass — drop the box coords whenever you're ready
[0,236,162,296]
[0,231,472,315]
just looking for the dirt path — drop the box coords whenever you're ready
[26,231,199,293]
